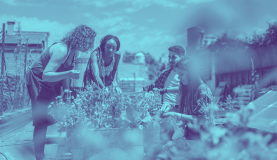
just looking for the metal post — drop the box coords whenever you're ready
[133,73,136,92]
[22,38,28,108]
[1,23,5,115]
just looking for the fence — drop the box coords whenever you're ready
[118,76,147,93]
[216,66,277,92]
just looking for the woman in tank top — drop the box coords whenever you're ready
[84,35,122,93]
[26,25,96,160]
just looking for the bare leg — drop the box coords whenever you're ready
[33,125,47,160]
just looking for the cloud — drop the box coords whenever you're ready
[0,13,176,58]
[72,0,187,12]
[186,0,215,4]
[0,14,75,45]
[0,0,44,6]
[71,0,117,7]
[83,13,92,18]
[147,18,156,23]
[156,0,186,8]
[0,0,17,5]
[80,14,180,57]
[178,0,277,38]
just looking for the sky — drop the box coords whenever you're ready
[0,0,277,59]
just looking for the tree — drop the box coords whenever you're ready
[144,52,163,80]
[122,51,134,63]
[249,21,277,48]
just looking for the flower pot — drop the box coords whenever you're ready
[70,126,144,160]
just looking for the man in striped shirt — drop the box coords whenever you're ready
[143,45,185,109]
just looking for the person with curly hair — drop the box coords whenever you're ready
[83,34,122,93]
[26,25,96,160]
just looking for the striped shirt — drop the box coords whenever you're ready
[163,70,180,105]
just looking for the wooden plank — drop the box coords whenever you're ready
[213,88,223,96]
[218,82,227,88]
[235,97,251,101]
[241,85,254,89]
[237,92,251,97]
[234,100,249,105]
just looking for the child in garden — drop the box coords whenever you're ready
[26,25,96,160]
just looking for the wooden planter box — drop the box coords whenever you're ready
[69,127,144,160]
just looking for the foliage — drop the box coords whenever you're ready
[208,21,277,52]
[207,33,249,53]
[250,21,277,48]
[144,52,166,80]
[49,82,164,134]
[154,99,277,160]
[218,94,235,110]
[122,51,166,80]
[122,51,134,63]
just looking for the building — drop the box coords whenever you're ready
[186,25,205,54]
[203,34,217,47]
[133,52,145,65]
[0,21,50,75]
[117,52,149,92]
[186,25,215,92]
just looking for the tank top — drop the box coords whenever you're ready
[28,42,76,88]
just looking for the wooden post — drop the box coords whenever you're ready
[1,23,5,115]
[133,73,136,92]
[22,38,28,108]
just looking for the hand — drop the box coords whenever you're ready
[115,87,122,94]
[69,70,80,79]
[61,89,72,102]
[162,112,177,118]
[160,104,172,113]
[175,57,182,64]
[143,84,155,92]
[153,88,167,95]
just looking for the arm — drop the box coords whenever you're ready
[62,78,71,91]
[113,51,121,84]
[165,87,179,93]
[113,52,122,93]
[90,51,105,88]
[174,113,206,125]
[154,86,179,95]
[42,44,72,82]
[143,71,164,92]
[61,78,71,101]
[165,86,213,125]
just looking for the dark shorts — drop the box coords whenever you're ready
[27,84,57,126]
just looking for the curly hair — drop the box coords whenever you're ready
[98,35,120,52]
[61,25,96,52]
[168,45,186,57]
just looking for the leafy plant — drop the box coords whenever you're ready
[49,82,164,134]
[218,94,236,110]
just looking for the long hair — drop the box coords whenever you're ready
[61,25,96,53]
[84,35,120,88]
[175,58,203,114]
